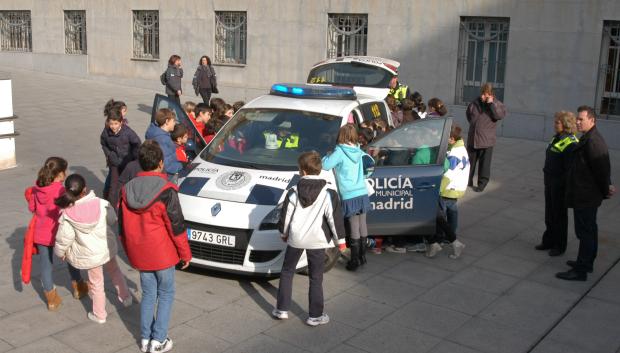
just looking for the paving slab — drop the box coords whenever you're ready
[264,318,359,353]
[448,266,519,295]
[347,320,440,353]
[473,252,540,278]
[0,306,77,347]
[53,314,137,353]
[451,317,539,353]
[386,301,471,339]
[418,282,499,316]
[347,274,426,308]
[3,337,77,353]
[383,261,453,288]
[223,334,308,353]
[324,292,394,330]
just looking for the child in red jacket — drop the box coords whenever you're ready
[119,140,191,353]
[171,123,189,165]
[28,157,88,311]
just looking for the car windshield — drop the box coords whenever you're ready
[199,109,342,171]
[307,62,394,88]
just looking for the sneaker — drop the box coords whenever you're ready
[271,308,289,320]
[406,243,427,253]
[121,295,133,308]
[87,312,106,324]
[140,339,150,353]
[425,243,442,258]
[149,338,173,353]
[450,240,466,259]
[385,245,407,254]
[306,314,330,326]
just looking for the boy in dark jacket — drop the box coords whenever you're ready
[119,140,191,353]
[145,108,183,179]
[272,151,346,326]
[100,108,141,210]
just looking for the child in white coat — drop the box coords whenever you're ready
[54,174,132,324]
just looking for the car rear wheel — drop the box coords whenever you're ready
[299,247,341,275]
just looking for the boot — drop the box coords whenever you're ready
[72,280,89,300]
[360,237,368,265]
[44,287,62,311]
[346,239,361,271]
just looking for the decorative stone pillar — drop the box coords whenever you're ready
[0,75,18,170]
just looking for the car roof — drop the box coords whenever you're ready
[242,93,375,117]
[310,56,401,75]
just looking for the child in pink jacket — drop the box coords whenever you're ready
[28,157,88,311]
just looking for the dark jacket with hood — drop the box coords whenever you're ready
[165,65,183,96]
[566,126,611,208]
[119,171,191,271]
[278,176,346,250]
[466,97,507,149]
[145,123,183,175]
[192,65,216,93]
[100,125,141,171]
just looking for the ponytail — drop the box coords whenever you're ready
[36,157,68,187]
[55,174,86,208]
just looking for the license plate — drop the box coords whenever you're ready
[187,229,236,247]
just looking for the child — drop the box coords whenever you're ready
[204,117,225,144]
[104,99,129,125]
[100,108,141,210]
[119,141,191,353]
[273,151,345,326]
[426,125,469,258]
[145,108,183,179]
[183,101,196,121]
[232,101,245,113]
[54,174,132,324]
[223,103,234,119]
[192,103,213,138]
[322,125,371,271]
[172,124,189,165]
[28,157,88,311]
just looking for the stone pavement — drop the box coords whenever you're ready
[1,68,620,353]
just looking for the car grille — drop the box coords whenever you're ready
[249,250,281,263]
[189,242,246,265]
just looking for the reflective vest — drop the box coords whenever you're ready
[388,84,408,102]
[549,135,578,153]
[263,131,299,149]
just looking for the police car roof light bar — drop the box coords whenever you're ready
[269,83,357,100]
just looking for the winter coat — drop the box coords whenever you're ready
[54,191,118,270]
[278,176,346,249]
[28,181,65,246]
[145,123,183,175]
[119,171,191,271]
[165,65,183,96]
[566,126,611,208]
[466,97,507,149]
[543,133,578,178]
[192,65,216,93]
[321,144,368,201]
[100,125,141,171]
[440,139,470,199]
[119,160,143,185]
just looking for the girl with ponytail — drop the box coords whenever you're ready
[54,174,132,324]
[28,157,87,311]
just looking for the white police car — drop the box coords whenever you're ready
[150,61,452,275]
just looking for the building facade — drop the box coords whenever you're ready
[1,0,620,146]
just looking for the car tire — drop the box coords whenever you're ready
[299,247,341,275]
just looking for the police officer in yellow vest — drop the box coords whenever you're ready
[263,129,300,149]
[535,111,579,256]
[387,75,410,105]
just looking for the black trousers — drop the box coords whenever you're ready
[426,199,457,244]
[541,174,568,252]
[167,93,181,106]
[199,89,212,105]
[277,246,325,318]
[467,146,493,188]
[104,166,121,211]
[573,207,599,273]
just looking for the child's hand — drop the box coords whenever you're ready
[338,243,347,252]
[179,260,190,270]
[280,235,288,243]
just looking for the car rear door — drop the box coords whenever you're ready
[365,118,453,236]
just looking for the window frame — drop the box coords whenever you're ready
[132,10,159,60]
[64,10,87,55]
[595,21,620,119]
[214,11,247,65]
[0,10,32,52]
[326,13,368,59]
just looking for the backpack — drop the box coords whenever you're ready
[160,71,167,86]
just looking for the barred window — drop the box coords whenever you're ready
[596,21,620,118]
[0,11,32,52]
[455,17,510,105]
[64,11,86,55]
[215,11,247,64]
[132,10,159,60]
[327,14,368,59]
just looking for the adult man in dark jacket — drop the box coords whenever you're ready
[556,106,615,281]
[466,83,507,192]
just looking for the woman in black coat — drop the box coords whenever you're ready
[192,55,217,105]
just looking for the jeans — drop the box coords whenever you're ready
[277,246,325,318]
[426,198,457,244]
[574,207,599,273]
[37,244,82,292]
[140,266,176,342]
[442,197,459,235]
[88,257,130,320]
[467,146,494,189]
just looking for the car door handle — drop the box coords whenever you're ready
[415,183,436,190]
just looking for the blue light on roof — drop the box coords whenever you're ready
[269,83,356,100]
[273,84,288,93]
[291,87,305,95]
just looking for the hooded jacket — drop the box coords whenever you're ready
[165,65,183,96]
[278,176,346,250]
[466,97,507,149]
[145,122,183,175]
[119,171,191,271]
[321,144,368,201]
[100,124,141,171]
[28,181,65,246]
[54,191,118,269]
[440,139,470,199]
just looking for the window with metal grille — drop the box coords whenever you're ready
[64,11,86,55]
[455,17,509,105]
[0,11,31,52]
[214,11,247,64]
[327,14,368,59]
[132,10,159,60]
[596,21,620,119]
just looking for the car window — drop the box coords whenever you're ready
[307,62,393,88]
[152,95,207,158]
[199,108,342,171]
[367,119,447,167]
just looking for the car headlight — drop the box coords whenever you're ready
[259,204,283,231]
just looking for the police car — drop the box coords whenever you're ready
[150,59,452,275]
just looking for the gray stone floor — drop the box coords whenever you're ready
[1,69,620,353]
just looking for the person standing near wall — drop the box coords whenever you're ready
[556,106,615,281]
[164,55,183,105]
[466,83,507,192]
[192,55,217,105]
